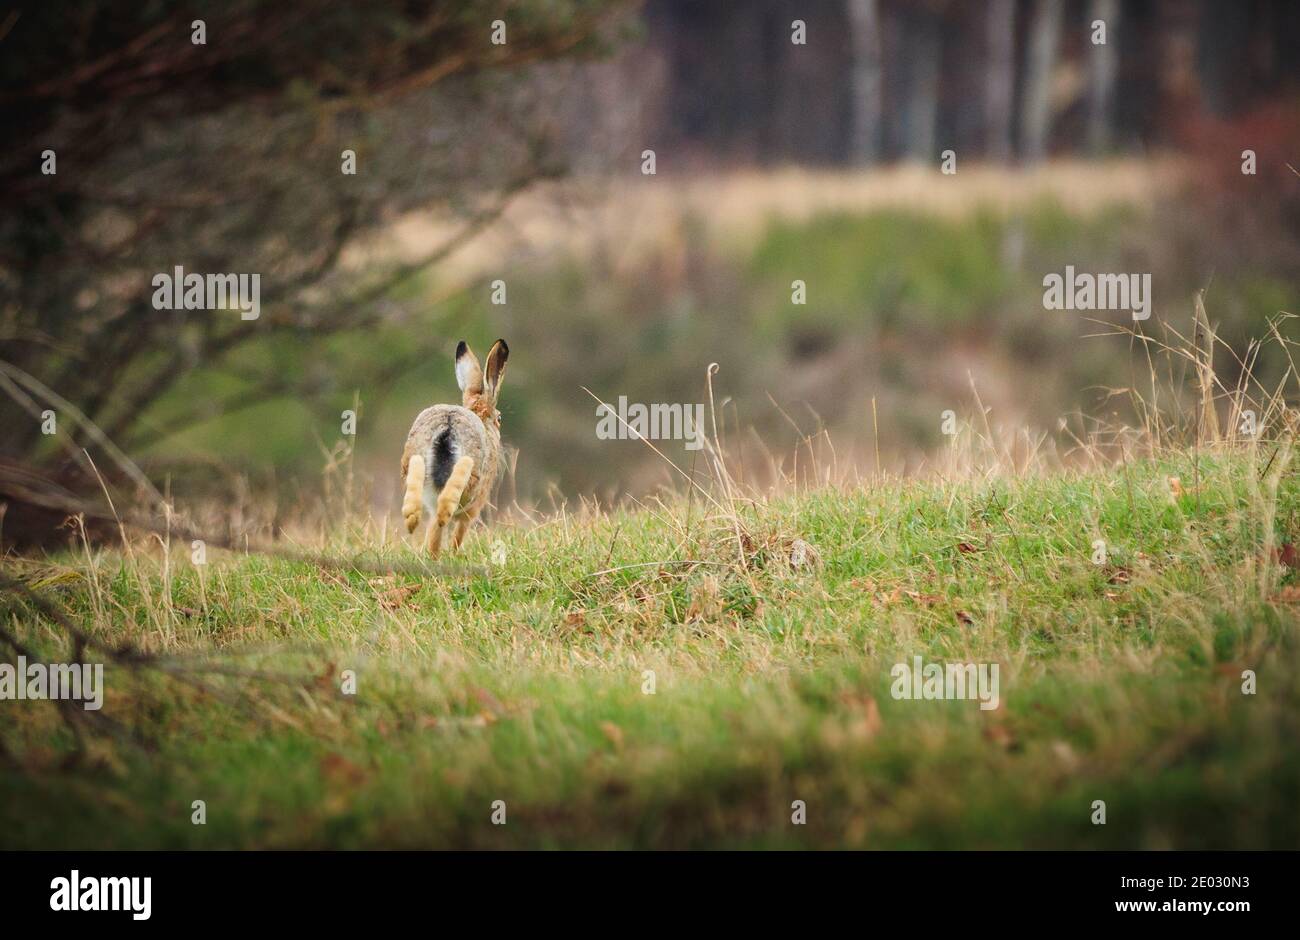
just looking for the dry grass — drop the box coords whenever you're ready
[344,158,1188,284]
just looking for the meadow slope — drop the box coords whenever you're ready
[2,450,1299,849]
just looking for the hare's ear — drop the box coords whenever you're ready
[455,340,483,394]
[484,339,509,398]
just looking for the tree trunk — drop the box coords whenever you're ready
[985,0,1016,162]
[903,10,942,162]
[1020,0,1064,163]
[1154,0,1202,141]
[1087,0,1121,154]
[846,0,883,165]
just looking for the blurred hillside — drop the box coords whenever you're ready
[144,156,1299,513]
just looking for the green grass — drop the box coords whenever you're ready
[3,450,1300,848]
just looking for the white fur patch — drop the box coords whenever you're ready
[455,354,477,392]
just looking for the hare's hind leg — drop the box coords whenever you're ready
[451,513,474,550]
[424,515,445,558]
[402,454,425,533]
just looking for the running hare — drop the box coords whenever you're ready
[400,339,509,558]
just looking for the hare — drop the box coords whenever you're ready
[400,339,509,558]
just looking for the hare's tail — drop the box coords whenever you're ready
[436,456,474,527]
[402,454,425,533]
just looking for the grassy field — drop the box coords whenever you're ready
[3,443,1300,849]
[128,163,1297,505]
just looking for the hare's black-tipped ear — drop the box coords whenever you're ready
[484,338,509,398]
[455,340,482,394]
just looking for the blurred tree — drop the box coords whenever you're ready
[1154,0,1203,139]
[642,0,1297,165]
[1020,0,1063,163]
[984,0,1016,161]
[0,0,627,544]
[846,0,883,165]
[1087,0,1120,153]
[899,0,945,162]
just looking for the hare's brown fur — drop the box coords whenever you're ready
[400,339,508,558]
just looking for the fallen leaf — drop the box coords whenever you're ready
[787,537,821,569]
[957,541,979,555]
[320,752,366,787]
[474,687,505,712]
[1051,740,1080,771]
[599,721,625,748]
[378,584,419,610]
[1272,584,1300,604]
[317,566,349,588]
[312,661,338,692]
[983,723,1018,751]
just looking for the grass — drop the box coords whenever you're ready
[4,444,1300,849]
